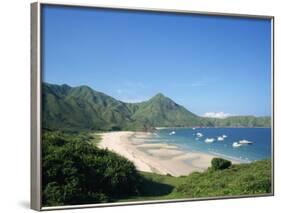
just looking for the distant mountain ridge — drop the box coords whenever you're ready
[42,83,271,131]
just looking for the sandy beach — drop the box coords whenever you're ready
[98,131,223,176]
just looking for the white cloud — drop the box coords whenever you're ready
[202,112,233,119]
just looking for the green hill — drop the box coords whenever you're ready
[42,83,271,131]
[43,83,136,131]
[130,93,199,127]
[200,116,271,127]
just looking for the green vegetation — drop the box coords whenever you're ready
[42,131,142,206]
[42,131,272,206]
[175,159,271,198]
[43,83,271,132]
[42,83,136,131]
[120,159,272,202]
[211,158,232,170]
[130,93,199,127]
[201,116,271,128]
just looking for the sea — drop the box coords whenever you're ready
[145,128,272,163]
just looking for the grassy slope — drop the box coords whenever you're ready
[117,160,272,202]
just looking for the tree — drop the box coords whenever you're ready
[42,131,142,206]
[211,158,232,170]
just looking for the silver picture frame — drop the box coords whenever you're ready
[31,1,275,211]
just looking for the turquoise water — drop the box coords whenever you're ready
[149,128,272,162]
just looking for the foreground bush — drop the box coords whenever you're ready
[42,131,141,206]
[211,158,232,170]
[176,159,271,197]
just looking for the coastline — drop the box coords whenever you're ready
[155,126,271,129]
[97,131,236,177]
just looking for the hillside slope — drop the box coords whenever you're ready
[42,83,271,131]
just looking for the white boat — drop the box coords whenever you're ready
[205,138,215,143]
[217,136,224,141]
[192,127,196,130]
[232,142,242,148]
[169,131,176,135]
[196,132,203,137]
[239,139,253,144]
[222,134,227,138]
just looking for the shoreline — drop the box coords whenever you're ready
[155,126,271,130]
[98,131,239,177]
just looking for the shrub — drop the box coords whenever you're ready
[211,158,232,170]
[42,131,142,206]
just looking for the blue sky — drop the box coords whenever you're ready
[42,5,272,117]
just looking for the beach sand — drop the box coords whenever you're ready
[98,131,226,177]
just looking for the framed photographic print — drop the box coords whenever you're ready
[31,1,274,211]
